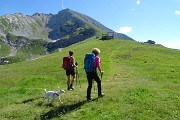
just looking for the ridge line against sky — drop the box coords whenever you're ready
[0,0,180,50]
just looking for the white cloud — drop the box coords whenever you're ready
[136,0,141,5]
[175,11,180,15]
[160,40,180,49]
[115,27,132,34]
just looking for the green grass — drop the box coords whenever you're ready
[0,37,179,119]
[0,40,10,57]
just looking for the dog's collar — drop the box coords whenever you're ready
[53,92,59,97]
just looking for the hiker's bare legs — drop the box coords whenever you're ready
[67,76,70,90]
[71,74,76,85]
[69,74,75,89]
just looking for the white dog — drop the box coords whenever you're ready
[44,89,65,103]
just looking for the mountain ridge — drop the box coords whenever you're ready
[0,8,133,41]
[0,8,134,63]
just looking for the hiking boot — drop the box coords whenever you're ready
[86,96,93,102]
[98,93,105,98]
[67,86,71,90]
[86,98,92,102]
[87,98,91,102]
[70,84,74,90]
[70,86,74,90]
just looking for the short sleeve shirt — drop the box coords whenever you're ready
[94,56,100,68]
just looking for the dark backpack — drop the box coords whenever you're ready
[63,56,73,70]
[84,53,96,72]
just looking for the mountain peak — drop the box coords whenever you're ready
[0,9,133,51]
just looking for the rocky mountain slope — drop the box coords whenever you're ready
[0,13,51,40]
[0,8,133,63]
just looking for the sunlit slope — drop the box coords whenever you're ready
[0,37,179,119]
[0,40,10,57]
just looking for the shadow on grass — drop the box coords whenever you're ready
[18,97,43,104]
[39,98,98,119]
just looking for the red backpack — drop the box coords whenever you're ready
[63,56,73,70]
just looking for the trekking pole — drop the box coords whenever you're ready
[101,72,103,81]
[93,80,96,93]
[75,62,81,88]
[75,62,78,86]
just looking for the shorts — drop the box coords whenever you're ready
[66,69,75,76]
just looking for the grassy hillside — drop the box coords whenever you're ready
[0,37,179,119]
[0,40,10,57]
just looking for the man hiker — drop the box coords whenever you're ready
[84,48,105,101]
[63,50,77,90]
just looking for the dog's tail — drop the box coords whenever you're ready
[44,89,47,93]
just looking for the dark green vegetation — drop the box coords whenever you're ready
[0,40,10,57]
[0,37,179,119]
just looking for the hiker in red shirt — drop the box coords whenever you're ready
[63,50,77,90]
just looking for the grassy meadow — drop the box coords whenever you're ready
[0,37,179,119]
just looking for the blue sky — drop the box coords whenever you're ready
[0,0,180,49]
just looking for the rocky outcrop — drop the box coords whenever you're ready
[47,27,95,52]
[6,33,30,49]
[47,9,87,40]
